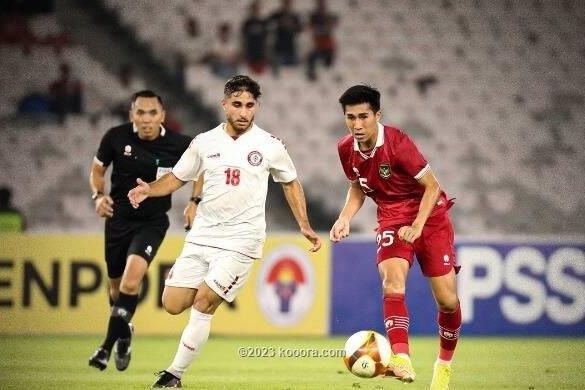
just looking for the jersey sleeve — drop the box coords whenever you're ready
[172,137,203,181]
[394,133,429,179]
[338,138,358,182]
[94,128,116,167]
[268,140,297,183]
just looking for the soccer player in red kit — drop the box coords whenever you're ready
[330,85,460,389]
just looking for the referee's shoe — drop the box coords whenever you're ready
[114,323,134,371]
[88,347,110,371]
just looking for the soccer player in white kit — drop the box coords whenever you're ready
[127,75,322,388]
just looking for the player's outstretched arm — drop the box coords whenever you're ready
[128,172,186,209]
[281,179,322,252]
[330,181,365,242]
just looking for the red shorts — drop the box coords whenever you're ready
[376,212,458,277]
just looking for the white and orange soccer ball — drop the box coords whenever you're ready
[343,330,391,378]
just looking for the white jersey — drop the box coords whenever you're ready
[172,123,297,258]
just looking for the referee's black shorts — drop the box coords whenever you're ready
[104,214,170,278]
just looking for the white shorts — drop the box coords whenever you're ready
[165,242,255,302]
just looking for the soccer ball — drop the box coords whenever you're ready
[343,330,391,378]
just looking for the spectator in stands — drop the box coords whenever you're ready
[42,30,71,54]
[49,62,83,122]
[111,64,145,121]
[163,110,184,133]
[306,0,337,81]
[202,22,240,79]
[415,75,439,96]
[268,0,302,77]
[18,92,53,117]
[0,186,26,232]
[0,1,68,54]
[180,16,204,63]
[176,16,206,90]
[0,11,35,54]
[241,0,269,74]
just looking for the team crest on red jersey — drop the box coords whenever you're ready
[378,163,392,179]
[248,151,263,166]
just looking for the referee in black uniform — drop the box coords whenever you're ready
[88,90,201,371]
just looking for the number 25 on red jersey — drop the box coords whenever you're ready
[376,230,395,253]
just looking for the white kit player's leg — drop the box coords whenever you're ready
[155,245,255,387]
[167,308,213,378]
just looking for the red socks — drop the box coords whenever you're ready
[437,302,461,361]
[383,293,461,361]
[383,293,410,355]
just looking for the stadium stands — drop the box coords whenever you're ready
[1,0,584,234]
[110,0,585,234]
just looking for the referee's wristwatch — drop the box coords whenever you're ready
[91,191,104,201]
[189,196,202,204]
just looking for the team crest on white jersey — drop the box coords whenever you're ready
[378,163,392,179]
[248,151,263,166]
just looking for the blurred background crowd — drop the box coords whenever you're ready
[0,0,584,237]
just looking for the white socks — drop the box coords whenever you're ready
[167,309,213,378]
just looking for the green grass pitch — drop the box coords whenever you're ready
[0,335,584,389]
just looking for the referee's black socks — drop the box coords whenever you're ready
[101,292,138,352]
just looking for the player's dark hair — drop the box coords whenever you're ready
[338,85,380,113]
[131,90,164,107]
[224,75,262,100]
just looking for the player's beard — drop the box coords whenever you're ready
[227,114,253,134]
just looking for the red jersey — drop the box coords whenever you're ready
[338,124,449,226]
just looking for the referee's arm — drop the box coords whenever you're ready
[89,161,107,196]
[90,161,114,217]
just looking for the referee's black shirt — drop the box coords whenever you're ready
[95,123,192,219]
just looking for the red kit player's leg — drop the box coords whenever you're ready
[376,239,413,356]
[429,269,461,361]
[416,214,460,388]
[378,257,416,382]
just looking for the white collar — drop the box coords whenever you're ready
[133,123,166,137]
[221,122,256,135]
[353,123,384,157]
